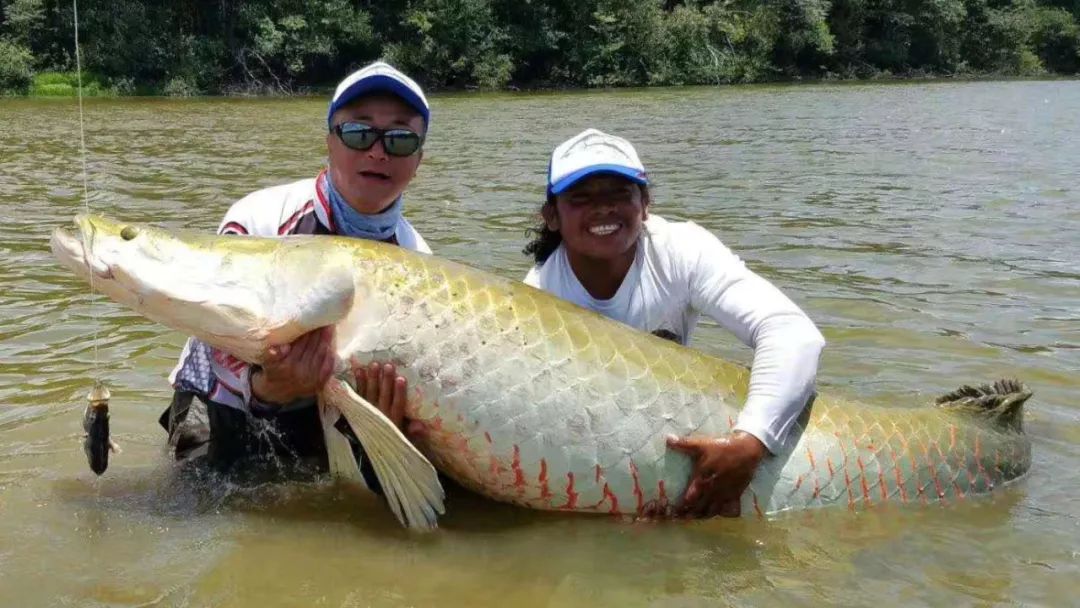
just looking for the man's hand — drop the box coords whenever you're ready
[663,431,769,518]
[251,326,336,405]
[355,361,426,440]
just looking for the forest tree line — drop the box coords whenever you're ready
[1,0,1078,96]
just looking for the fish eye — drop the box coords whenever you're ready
[120,226,138,241]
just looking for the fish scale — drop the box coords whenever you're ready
[51,216,1034,522]
[344,247,1030,516]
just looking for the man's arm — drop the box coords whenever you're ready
[670,223,825,517]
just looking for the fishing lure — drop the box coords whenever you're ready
[83,382,120,475]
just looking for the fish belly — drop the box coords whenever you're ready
[337,252,1030,517]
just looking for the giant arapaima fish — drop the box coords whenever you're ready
[51,215,1033,530]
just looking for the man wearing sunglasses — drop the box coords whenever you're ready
[162,62,427,488]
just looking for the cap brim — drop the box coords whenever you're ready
[327,75,430,128]
[549,164,649,195]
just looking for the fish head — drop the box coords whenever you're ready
[50,215,355,364]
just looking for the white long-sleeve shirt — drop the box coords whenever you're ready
[524,215,825,454]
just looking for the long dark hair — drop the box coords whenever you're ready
[522,193,562,264]
[522,184,652,265]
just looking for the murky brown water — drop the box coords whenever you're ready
[1,81,1078,607]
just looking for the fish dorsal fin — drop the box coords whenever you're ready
[935,379,1032,432]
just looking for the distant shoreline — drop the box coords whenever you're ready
[8,73,1078,100]
[3,1,1077,101]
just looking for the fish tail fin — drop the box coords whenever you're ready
[321,379,445,531]
[318,398,363,483]
[935,379,1032,432]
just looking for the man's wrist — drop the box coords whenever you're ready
[250,366,291,406]
[731,430,769,462]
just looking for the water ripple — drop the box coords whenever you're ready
[1,81,1079,607]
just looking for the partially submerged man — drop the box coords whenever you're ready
[163,62,423,486]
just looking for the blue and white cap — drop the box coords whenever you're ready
[548,128,648,195]
[327,61,430,130]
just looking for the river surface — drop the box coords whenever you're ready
[1,80,1077,607]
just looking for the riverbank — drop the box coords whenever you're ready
[7,69,1079,100]
[2,0,1078,98]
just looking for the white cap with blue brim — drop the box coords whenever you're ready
[328,62,430,131]
[548,128,649,195]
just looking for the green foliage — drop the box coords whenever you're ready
[32,71,73,85]
[0,0,1077,94]
[574,0,666,87]
[28,71,109,96]
[908,0,969,70]
[384,0,512,88]
[648,3,782,84]
[771,0,836,73]
[2,0,44,46]
[832,0,968,72]
[163,75,200,97]
[0,37,32,93]
[489,0,566,84]
[722,3,787,82]
[651,5,732,85]
[30,70,72,95]
[959,0,1028,73]
[1029,7,1080,72]
[238,0,377,91]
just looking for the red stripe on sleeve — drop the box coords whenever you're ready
[221,221,249,235]
[278,201,315,235]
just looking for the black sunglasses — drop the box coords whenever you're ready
[332,122,423,157]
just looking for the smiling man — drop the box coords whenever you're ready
[523,129,826,519]
[162,62,427,481]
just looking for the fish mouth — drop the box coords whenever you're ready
[50,216,113,280]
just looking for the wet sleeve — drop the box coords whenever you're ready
[167,337,254,412]
[207,347,258,411]
[217,207,253,236]
[169,337,214,396]
[685,224,826,454]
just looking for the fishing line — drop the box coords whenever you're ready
[73,0,114,475]
[73,0,100,377]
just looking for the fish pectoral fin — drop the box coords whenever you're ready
[318,397,362,484]
[320,378,445,531]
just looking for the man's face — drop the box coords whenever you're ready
[326,94,425,214]
[546,175,648,262]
